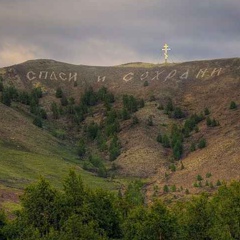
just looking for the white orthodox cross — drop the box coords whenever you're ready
[162,43,171,64]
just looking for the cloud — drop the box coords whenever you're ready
[0,42,44,67]
[0,0,239,67]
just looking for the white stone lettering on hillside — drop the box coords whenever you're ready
[26,66,227,84]
[164,70,177,82]
[59,72,67,81]
[180,69,189,80]
[211,68,222,77]
[196,68,208,78]
[69,73,77,82]
[151,70,165,81]
[50,72,58,80]
[123,72,134,82]
[97,76,106,82]
[26,71,78,82]
[27,71,36,81]
[39,71,48,79]
[140,72,149,81]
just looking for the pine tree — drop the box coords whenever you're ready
[230,101,237,109]
[77,139,86,157]
[55,87,63,98]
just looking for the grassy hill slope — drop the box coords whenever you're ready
[0,57,239,205]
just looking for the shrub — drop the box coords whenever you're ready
[197,174,203,181]
[230,101,237,109]
[169,164,176,172]
[171,185,176,192]
[206,116,212,126]
[109,136,121,161]
[53,129,66,140]
[190,142,196,152]
[121,108,130,120]
[162,134,170,148]
[98,166,108,178]
[33,117,42,128]
[198,138,206,149]
[60,95,68,106]
[164,99,174,114]
[193,182,199,187]
[216,180,221,186]
[77,139,86,157]
[51,102,60,119]
[173,140,183,160]
[163,185,169,193]
[87,122,99,140]
[204,107,210,115]
[156,133,162,143]
[132,115,139,125]
[0,80,3,92]
[56,87,63,98]
[158,104,164,110]
[173,107,185,119]
[143,80,149,87]
[206,172,212,178]
[122,95,138,113]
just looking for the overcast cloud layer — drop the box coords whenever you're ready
[0,0,239,67]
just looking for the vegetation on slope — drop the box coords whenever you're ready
[0,171,239,240]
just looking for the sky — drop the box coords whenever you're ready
[0,0,239,67]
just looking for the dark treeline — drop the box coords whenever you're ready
[0,171,239,240]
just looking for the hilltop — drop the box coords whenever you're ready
[0,57,239,207]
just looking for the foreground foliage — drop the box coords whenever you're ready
[0,173,239,240]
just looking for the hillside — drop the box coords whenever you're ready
[0,57,239,206]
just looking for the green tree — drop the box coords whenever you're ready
[190,142,196,152]
[33,117,43,128]
[55,87,63,98]
[162,134,170,148]
[143,80,149,87]
[164,98,174,114]
[20,178,58,236]
[125,181,144,206]
[51,102,60,119]
[1,91,11,106]
[173,140,183,160]
[60,214,103,240]
[0,80,3,92]
[156,133,162,143]
[197,175,203,181]
[90,189,122,238]
[77,139,86,157]
[209,181,240,239]
[204,107,210,115]
[63,170,86,209]
[132,115,139,125]
[163,185,169,193]
[121,108,130,120]
[206,116,212,126]
[60,95,68,106]
[229,101,237,110]
[109,136,121,161]
[198,138,206,149]
[173,107,185,119]
[87,121,99,140]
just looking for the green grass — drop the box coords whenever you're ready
[0,144,119,191]
[2,201,22,213]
